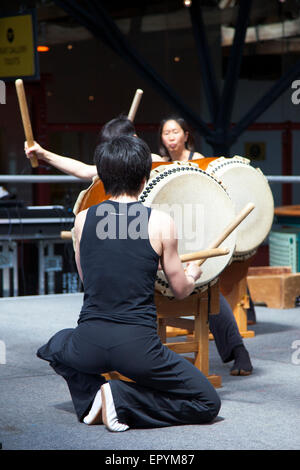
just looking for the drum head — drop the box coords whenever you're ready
[139,164,236,296]
[206,157,274,255]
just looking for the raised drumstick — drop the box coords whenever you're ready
[180,247,229,263]
[15,79,39,168]
[197,202,255,267]
[127,89,143,122]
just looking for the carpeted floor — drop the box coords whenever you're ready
[0,293,299,451]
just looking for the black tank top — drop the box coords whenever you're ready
[78,200,159,329]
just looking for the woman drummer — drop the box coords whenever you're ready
[158,115,253,376]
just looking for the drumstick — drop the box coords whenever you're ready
[61,230,229,259]
[180,247,229,263]
[197,202,255,267]
[127,89,143,122]
[15,79,39,168]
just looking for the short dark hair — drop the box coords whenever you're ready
[158,116,195,158]
[94,135,152,197]
[96,114,136,145]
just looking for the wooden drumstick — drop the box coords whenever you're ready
[127,89,143,122]
[15,79,39,168]
[197,202,255,267]
[180,247,229,263]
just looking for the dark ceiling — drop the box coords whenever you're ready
[2,0,300,54]
[2,0,300,26]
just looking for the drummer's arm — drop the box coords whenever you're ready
[25,143,164,177]
[25,141,96,181]
[74,209,88,282]
[159,215,202,300]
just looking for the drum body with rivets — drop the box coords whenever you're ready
[196,156,274,258]
[139,162,236,297]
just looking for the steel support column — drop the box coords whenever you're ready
[216,0,252,131]
[189,2,220,124]
[231,60,300,142]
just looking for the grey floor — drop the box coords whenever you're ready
[0,293,299,451]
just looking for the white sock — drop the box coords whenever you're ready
[101,383,129,432]
[83,389,102,425]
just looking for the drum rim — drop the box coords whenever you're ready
[140,163,229,203]
[205,156,274,254]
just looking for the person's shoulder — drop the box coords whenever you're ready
[149,208,175,234]
[151,153,166,162]
[75,208,88,227]
[192,151,206,159]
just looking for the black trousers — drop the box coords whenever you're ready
[37,320,221,428]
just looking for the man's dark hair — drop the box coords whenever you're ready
[94,135,152,197]
[96,114,136,145]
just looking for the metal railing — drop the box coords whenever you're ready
[0,175,300,183]
[0,175,83,183]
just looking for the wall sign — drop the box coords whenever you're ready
[0,10,39,81]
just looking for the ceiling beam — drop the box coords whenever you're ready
[222,17,300,46]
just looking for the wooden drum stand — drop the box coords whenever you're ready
[156,282,222,388]
[166,257,255,345]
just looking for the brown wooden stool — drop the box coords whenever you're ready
[247,266,300,309]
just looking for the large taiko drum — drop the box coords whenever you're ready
[195,156,274,258]
[73,156,273,258]
[139,162,236,297]
[153,156,274,258]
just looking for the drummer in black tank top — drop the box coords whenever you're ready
[36,135,221,432]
